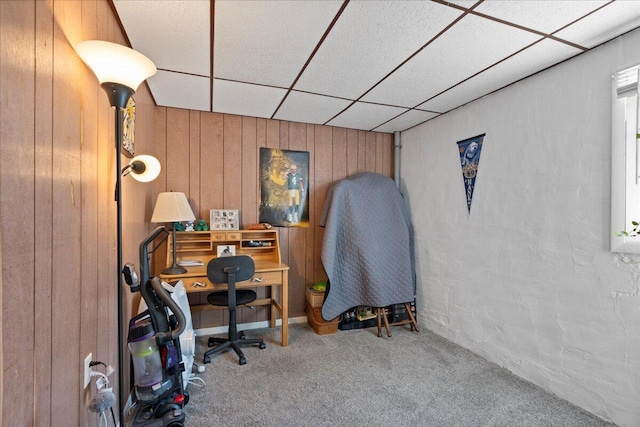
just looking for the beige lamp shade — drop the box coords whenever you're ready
[75,40,157,91]
[151,192,195,223]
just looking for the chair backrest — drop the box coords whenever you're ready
[207,255,255,284]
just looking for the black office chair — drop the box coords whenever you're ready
[203,255,266,365]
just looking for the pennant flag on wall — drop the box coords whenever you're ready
[457,134,485,213]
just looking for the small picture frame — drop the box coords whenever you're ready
[210,209,240,230]
[216,245,236,257]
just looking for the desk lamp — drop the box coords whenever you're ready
[75,40,157,423]
[152,192,196,275]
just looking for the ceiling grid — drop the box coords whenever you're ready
[113,0,640,133]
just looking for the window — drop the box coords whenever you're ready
[611,65,640,252]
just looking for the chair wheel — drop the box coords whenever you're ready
[239,356,246,365]
[203,356,211,364]
[259,342,266,349]
[238,331,246,339]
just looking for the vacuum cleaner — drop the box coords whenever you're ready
[122,226,189,427]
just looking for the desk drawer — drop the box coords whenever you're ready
[179,271,282,293]
[210,232,226,241]
[210,231,241,242]
[179,277,215,292]
[246,271,281,285]
[226,231,241,240]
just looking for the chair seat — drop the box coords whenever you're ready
[207,289,257,307]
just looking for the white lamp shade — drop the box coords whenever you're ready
[151,192,195,223]
[129,155,161,182]
[75,40,157,91]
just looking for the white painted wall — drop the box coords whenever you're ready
[401,28,640,426]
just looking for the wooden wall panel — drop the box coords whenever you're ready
[375,133,385,174]
[79,0,99,424]
[241,117,260,324]
[222,114,243,210]
[52,2,83,425]
[155,109,395,328]
[241,117,258,226]
[166,108,191,193]
[365,131,377,172]
[189,110,202,216]
[95,0,116,395]
[312,126,334,285]
[1,1,158,426]
[287,122,310,317]
[251,119,269,321]
[383,133,395,177]
[266,119,280,148]
[277,123,290,268]
[200,113,224,216]
[222,115,249,324]
[357,130,367,173]
[1,1,37,423]
[153,107,168,275]
[34,0,54,425]
[346,129,359,177]
[194,113,224,327]
[305,124,317,301]
[332,127,347,181]
[155,108,168,197]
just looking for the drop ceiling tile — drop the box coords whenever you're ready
[419,39,580,114]
[113,0,210,76]
[274,91,353,125]
[554,1,640,48]
[212,79,286,119]
[147,71,210,111]
[327,102,407,131]
[214,0,343,87]
[474,1,608,34]
[374,109,439,133]
[362,13,541,108]
[294,0,463,99]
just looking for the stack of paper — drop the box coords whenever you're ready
[177,260,204,267]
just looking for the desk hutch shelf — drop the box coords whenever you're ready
[170,230,281,264]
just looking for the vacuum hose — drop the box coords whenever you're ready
[150,276,186,343]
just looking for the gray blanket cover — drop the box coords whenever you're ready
[319,172,415,320]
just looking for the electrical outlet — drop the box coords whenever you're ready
[83,353,92,389]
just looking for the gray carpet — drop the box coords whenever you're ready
[183,323,614,427]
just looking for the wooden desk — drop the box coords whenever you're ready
[159,230,289,347]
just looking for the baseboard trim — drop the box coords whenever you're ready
[194,315,308,336]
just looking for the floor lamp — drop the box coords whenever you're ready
[76,40,157,423]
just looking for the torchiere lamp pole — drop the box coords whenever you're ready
[76,40,156,424]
